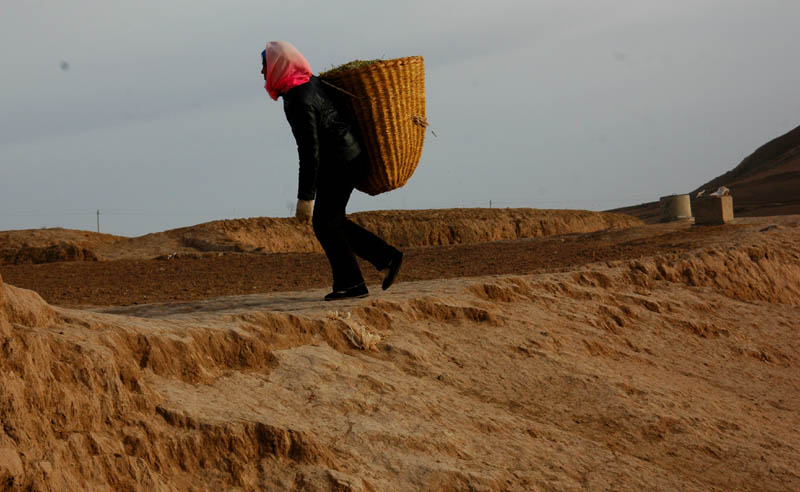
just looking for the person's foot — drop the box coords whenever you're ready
[324,283,369,301]
[382,250,403,291]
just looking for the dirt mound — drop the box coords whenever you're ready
[1,242,99,265]
[0,273,58,335]
[0,229,121,254]
[0,229,121,265]
[615,124,800,222]
[626,243,800,304]
[353,208,640,246]
[2,210,641,264]
[82,208,642,261]
[115,208,642,259]
[0,222,798,490]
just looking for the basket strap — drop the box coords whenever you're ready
[319,78,362,99]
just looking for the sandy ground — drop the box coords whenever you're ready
[1,215,799,491]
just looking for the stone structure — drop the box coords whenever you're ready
[694,195,734,225]
[660,194,693,222]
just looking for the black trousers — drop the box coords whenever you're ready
[312,155,397,291]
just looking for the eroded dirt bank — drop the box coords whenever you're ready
[1,218,798,491]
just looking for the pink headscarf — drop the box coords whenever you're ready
[263,41,312,101]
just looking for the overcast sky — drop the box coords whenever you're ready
[1,0,799,236]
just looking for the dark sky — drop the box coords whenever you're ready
[2,0,799,236]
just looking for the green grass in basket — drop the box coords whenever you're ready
[320,59,382,77]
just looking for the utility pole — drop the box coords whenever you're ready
[97,209,100,233]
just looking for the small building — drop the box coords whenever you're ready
[693,195,734,225]
[659,194,692,222]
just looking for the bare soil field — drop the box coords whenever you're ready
[1,214,798,491]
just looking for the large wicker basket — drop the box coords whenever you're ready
[320,56,427,196]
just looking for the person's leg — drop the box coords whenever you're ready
[343,220,399,270]
[339,154,401,271]
[312,172,365,292]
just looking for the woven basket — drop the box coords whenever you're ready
[320,56,427,196]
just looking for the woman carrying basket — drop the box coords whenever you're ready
[261,41,403,301]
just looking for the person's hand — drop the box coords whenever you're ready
[295,199,313,224]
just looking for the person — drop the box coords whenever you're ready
[261,41,403,301]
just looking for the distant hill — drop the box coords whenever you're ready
[615,124,800,222]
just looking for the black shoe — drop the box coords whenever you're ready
[324,283,369,301]
[382,250,403,291]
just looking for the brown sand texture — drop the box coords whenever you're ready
[1,215,799,491]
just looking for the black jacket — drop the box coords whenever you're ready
[282,76,361,200]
